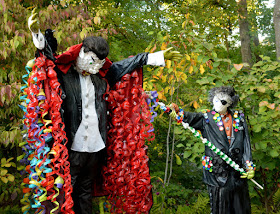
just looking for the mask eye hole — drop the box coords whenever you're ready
[221,100,227,105]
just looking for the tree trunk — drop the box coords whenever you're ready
[274,0,280,61]
[250,1,261,62]
[237,0,252,66]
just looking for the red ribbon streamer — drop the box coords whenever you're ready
[24,55,74,213]
[103,69,154,213]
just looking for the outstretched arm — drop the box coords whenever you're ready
[106,48,182,86]
[105,52,149,86]
[146,47,182,66]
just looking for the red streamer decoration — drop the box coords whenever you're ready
[103,68,155,213]
[44,59,74,214]
[25,55,74,213]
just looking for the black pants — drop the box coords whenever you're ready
[69,149,105,214]
[208,182,251,214]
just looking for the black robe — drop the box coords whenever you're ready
[183,110,252,214]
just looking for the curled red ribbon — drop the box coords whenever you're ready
[103,69,154,213]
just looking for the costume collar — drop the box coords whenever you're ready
[54,43,112,76]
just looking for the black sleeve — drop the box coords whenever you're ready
[242,118,253,168]
[183,112,205,131]
[105,52,149,86]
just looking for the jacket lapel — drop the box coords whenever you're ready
[229,111,242,148]
[230,111,236,147]
[68,67,82,109]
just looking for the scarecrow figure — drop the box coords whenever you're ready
[172,86,255,214]
[25,9,181,214]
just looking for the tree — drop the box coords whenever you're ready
[237,0,253,66]
[274,0,280,60]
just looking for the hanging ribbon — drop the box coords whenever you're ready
[103,69,154,214]
[19,56,74,213]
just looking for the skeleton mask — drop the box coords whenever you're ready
[213,93,232,114]
[75,47,105,76]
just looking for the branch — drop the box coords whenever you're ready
[167,123,176,186]
[167,87,179,185]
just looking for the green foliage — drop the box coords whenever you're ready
[237,56,280,168]
[0,148,22,206]
[176,194,210,214]
[0,0,279,212]
[149,174,209,213]
[0,205,21,214]
[0,158,16,184]
[273,188,280,211]
[0,157,19,204]
[250,203,267,214]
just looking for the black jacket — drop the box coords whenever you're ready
[183,110,252,188]
[59,53,149,150]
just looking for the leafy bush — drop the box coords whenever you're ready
[0,206,21,214]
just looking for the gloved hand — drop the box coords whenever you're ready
[163,47,182,62]
[169,103,179,119]
[28,8,45,50]
[240,169,255,179]
[28,8,39,33]
[169,110,177,119]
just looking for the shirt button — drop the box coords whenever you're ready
[85,115,89,119]
[84,136,88,140]
[85,104,89,108]
[86,94,89,98]
[226,127,229,130]
[85,125,88,129]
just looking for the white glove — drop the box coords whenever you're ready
[28,8,45,50]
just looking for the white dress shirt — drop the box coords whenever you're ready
[71,75,106,152]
